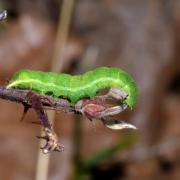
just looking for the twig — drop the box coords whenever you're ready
[0,86,73,113]
[51,0,75,72]
[0,86,77,154]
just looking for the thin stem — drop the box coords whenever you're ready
[0,87,73,113]
[51,0,75,72]
[35,0,74,180]
[72,115,83,179]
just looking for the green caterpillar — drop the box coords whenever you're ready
[7,67,138,107]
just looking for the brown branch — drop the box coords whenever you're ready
[0,86,135,153]
[0,86,74,112]
[0,86,76,153]
[0,87,95,152]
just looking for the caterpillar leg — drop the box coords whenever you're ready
[95,104,127,119]
[96,88,128,102]
[108,88,128,100]
[25,91,64,153]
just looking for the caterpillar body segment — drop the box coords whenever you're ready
[7,67,138,107]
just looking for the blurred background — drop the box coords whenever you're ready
[0,0,180,179]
